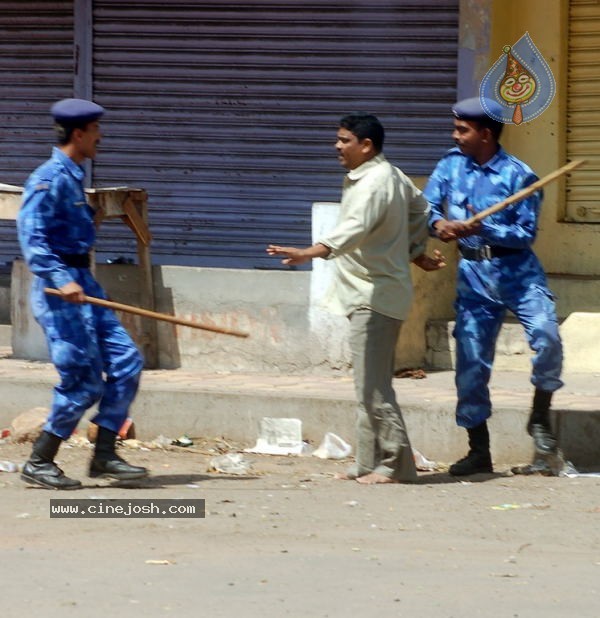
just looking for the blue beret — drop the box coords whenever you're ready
[51,98,105,125]
[452,97,503,122]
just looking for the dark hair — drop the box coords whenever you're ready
[53,121,90,145]
[476,117,504,141]
[339,113,384,152]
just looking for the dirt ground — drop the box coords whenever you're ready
[1,437,599,618]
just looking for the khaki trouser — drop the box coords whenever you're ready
[347,308,417,482]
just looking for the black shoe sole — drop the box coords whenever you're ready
[21,473,82,490]
[89,470,149,481]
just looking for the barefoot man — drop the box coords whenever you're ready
[268,113,445,484]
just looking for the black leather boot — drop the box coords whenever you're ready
[449,422,493,476]
[89,426,148,480]
[21,431,82,490]
[527,389,557,454]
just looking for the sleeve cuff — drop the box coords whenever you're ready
[428,214,443,234]
[317,240,337,260]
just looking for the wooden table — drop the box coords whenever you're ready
[0,185,158,368]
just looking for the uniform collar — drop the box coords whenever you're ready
[52,146,85,181]
[462,146,506,173]
[346,153,386,181]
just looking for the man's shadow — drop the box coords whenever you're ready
[82,473,260,490]
[414,471,505,484]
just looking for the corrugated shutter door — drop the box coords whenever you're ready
[0,1,74,260]
[567,0,600,222]
[92,0,459,268]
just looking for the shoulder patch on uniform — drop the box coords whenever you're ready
[442,147,463,159]
[34,183,49,191]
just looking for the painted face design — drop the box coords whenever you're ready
[499,71,536,105]
[498,46,537,125]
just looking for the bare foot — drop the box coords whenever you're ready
[334,472,357,480]
[356,473,398,485]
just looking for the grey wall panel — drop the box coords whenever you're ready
[91,0,459,268]
[0,1,74,182]
[0,1,74,263]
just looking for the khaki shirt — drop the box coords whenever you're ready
[319,154,429,320]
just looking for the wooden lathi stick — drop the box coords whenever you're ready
[465,159,585,225]
[44,288,249,338]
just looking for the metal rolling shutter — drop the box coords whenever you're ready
[567,0,600,222]
[0,1,74,261]
[91,0,459,268]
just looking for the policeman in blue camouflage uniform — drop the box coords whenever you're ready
[424,97,563,476]
[17,98,148,489]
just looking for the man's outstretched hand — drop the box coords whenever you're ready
[267,242,331,266]
[266,245,310,266]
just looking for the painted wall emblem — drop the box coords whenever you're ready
[480,32,555,125]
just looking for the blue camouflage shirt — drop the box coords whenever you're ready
[17,147,96,289]
[424,146,540,250]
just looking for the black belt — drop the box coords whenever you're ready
[58,252,90,268]
[459,245,524,261]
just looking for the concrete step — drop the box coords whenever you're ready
[0,324,11,347]
[0,354,598,469]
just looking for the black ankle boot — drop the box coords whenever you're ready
[527,389,557,454]
[21,431,82,490]
[89,426,148,480]
[449,422,493,476]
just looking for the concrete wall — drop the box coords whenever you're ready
[153,266,349,374]
[11,260,353,374]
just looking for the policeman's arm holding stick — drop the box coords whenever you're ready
[433,159,585,242]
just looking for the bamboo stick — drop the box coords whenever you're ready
[44,288,249,338]
[465,159,585,225]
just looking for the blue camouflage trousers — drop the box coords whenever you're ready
[453,251,563,428]
[31,271,143,440]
